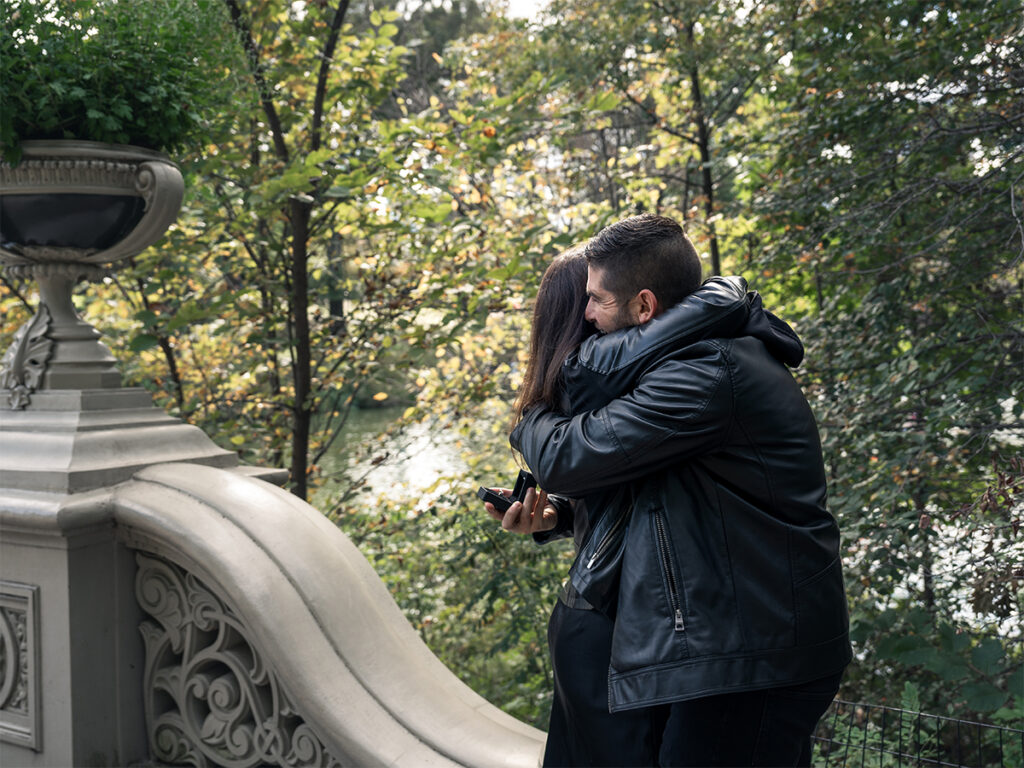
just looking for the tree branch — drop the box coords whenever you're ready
[223,0,290,162]
[311,0,351,153]
[0,272,34,312]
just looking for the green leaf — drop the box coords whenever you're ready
[134,309,158,327]
[900,682,921,712]
[938,622,971,653]
[961,681,1008,713]
[585,90,619,112]
[409,201,452,222]
[1010,669,1024,700]
[928,655,971,682]
[971,638,1004,677]
[129,334,160,352]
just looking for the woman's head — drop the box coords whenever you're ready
[513,244,595,423]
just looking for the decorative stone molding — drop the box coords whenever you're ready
[0,306,53,410]
[0,581,41,751]
[0,158,140,197]
[135,553,340,768]
[2,261,108,284]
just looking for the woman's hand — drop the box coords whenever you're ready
[483,486,557,533]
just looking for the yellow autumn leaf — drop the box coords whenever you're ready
[373,392,389,401]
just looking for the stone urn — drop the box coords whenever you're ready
[0,140,184,408]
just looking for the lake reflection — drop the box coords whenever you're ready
[313,406,465,505]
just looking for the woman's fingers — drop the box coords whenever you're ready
[485,485,557,534]
[501,501,525,531]
[484,487,514,522]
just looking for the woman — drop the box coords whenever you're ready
[485,244,664,767]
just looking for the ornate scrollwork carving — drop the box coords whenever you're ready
[135,553,341,768]
[0,305,54,410]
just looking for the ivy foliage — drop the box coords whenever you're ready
[0,0,243,160]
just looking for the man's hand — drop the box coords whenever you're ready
[483,486,557,534]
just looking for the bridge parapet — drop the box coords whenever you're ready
[0,140,544,767]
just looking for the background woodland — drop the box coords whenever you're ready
[1,0,1021,732]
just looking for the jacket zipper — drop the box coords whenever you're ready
[654,511,685,633]
[587,508,629,569]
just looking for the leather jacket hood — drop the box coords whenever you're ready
[565,276,803,415]
[512,276,850,711]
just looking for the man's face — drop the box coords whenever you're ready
[585,265,636,333]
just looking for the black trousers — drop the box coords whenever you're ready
[544,599,842,767]
[544,599,665,767]
[657,671,843,767]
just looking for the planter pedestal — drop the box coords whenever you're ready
[0,142,279,767]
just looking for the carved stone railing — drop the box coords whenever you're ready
[111,463,545,767]
[1,141,545,766]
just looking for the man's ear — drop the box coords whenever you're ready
[634,289,659,324]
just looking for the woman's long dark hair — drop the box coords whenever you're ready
[512,245,595,426]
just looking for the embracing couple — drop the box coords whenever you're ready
[483,214,852,767]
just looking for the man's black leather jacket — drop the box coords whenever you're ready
[512,276,851,712]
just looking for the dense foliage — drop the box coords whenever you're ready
[760,0,1024,719]
[0,0,241,160]
[1,0,1020,733]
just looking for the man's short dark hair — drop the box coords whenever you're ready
[585,214,703,308]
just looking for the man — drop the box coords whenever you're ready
[506,214,851,766]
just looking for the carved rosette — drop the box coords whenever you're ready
[135,553,341,768]
[0,582,40,750]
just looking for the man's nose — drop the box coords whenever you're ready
[584,299,595,322]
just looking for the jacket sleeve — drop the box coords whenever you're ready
[532,494,575,545]
[511,344,729,497]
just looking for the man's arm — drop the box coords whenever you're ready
[511,346,729,497]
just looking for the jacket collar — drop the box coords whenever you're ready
[573,276,751,376]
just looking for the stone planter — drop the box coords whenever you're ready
[0,140,184,269]
[0,141,184,407]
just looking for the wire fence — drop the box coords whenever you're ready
[813,699,1024,768]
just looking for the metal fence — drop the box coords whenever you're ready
[812,699,1024,768]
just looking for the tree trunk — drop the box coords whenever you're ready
[689,65,721,277]
[289,199,313,500]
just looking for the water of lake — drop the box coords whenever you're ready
[312,406,466,507]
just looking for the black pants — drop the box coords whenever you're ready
[544,600,665,767]
[544,599,842,767]
[657,671,843,767]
